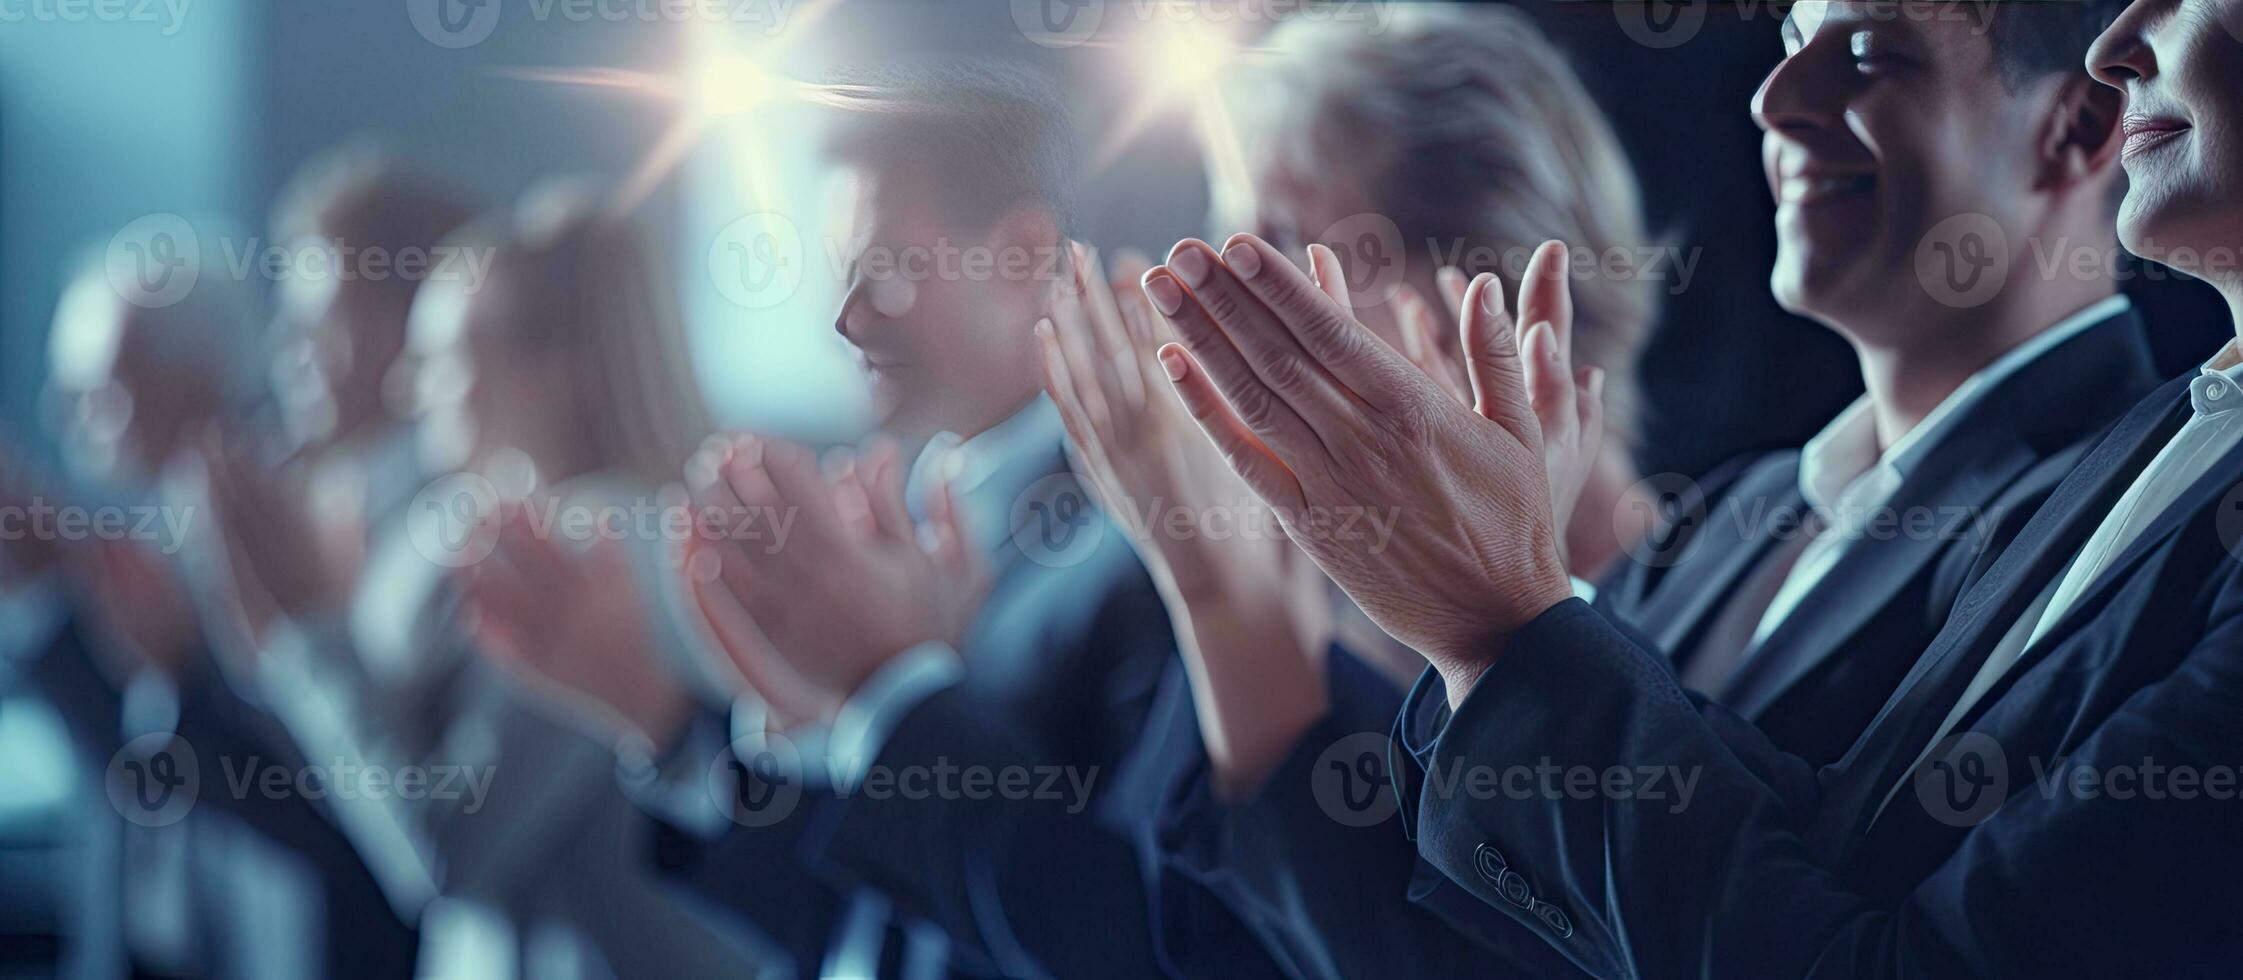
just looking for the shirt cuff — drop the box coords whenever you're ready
[618,707,733,838]
[1569,575,1599,606]
[824,642,965,790]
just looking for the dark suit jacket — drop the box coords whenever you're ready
[9,613,419,979]
[1595,311,2158,767]
[1143,648,1589,979]
[1396,368,2243,976]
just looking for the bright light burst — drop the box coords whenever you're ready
[1084,6,1273,178]
[492,0,896,215]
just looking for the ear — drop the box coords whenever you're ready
[2038,70,2125,193]
[987,203,1061,281]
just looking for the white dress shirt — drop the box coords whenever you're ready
[1687,296,2131,688]
[1907,337,2243,770]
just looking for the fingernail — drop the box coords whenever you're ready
[1034,318,1054,341]
[1145,273,1185,316]
[1170,247,1211,289]
[1477,274,1504,317]
[1159,347,1188,382]
[1224,242,1263,279]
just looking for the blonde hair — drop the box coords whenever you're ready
[464,184,713,484]
[1229,5,1658,443]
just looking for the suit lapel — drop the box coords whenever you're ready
[1952,433,2243,730]
[1638,460,1801,659]
[1724,443,2035,719]
[1817,374,2194,850]
[1725,313,2157,720]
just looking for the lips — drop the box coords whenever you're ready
[2120,113,2190,160]
[1775,172,1876,205]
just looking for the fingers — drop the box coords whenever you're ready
[740,437,842,550]
[1049,262,1114,432]
[1517,242,1574,362]
[1578,366,1608,479]
[1437,266,1470,316]
[856,437,914,543]
[923,478,987,601]
[1156,344,1305,513]
[1074,242,1146,417]
[1460,273,1539,437]
[1307,243,1353,313]
[1394,283,1470,406]
[1196,234,1412,402]
[1141,264,1323,460]
[1521,321,1579,451]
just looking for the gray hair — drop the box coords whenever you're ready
[1228,4,1658,443]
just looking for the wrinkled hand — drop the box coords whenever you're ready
[1142,234,1576,703]
[198,435,361,639]
[1397,254,1606,572]
[459,500,696,749]
[678,434,986,719]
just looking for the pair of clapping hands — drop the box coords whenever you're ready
[1040,236,1600,792]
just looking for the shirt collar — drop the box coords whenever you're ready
[904,395,1064,507]
[2188,337,2243,417]
[1797,294,2132,510]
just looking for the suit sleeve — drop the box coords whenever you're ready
[1152,646,1590,979]
[1410,592,2243,978]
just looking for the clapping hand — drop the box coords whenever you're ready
[458,499,697,750]
[677,434,986,725]
[1039,242,1331,795]
[1142,234,1589,703]
[197,434,362,642]
[1395,251,1606,572]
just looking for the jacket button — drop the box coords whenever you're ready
[1473,843,1507,882]
[1496,869,1533,909]
[1532,900,1574,939]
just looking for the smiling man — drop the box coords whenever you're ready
[1593,0,2157,769]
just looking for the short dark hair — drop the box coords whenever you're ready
[1983,0,2130,90]
[823,59,1077,239]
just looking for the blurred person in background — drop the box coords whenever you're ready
[465,61,1211,979]
[369,185,770,977]
[4,263,418,978]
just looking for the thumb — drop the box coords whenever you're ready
[1460,273,1536,436]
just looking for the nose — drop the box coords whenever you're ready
[1751,49,1833,138]
[2087,0,2157,90]
[834,277,871,342]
